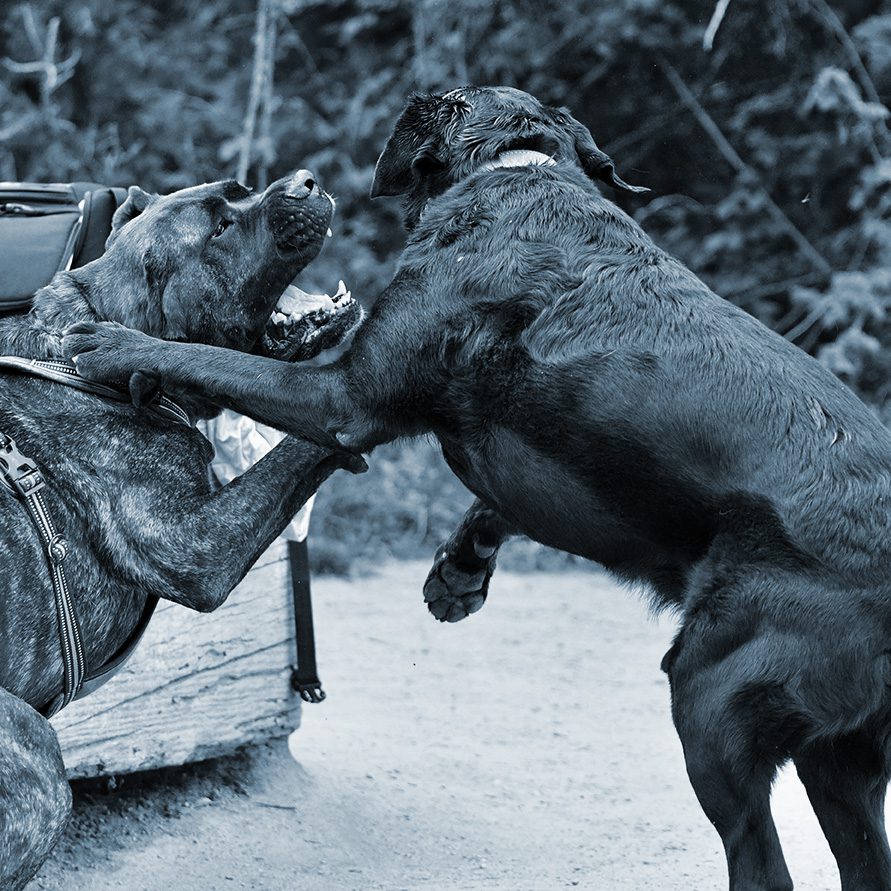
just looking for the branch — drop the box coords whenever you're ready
[255,2,279,189]
[4,6,80,108]
[703,0,732,51]
[808,0,885,107]
[0,116,32,142]
[238,0,274,184]
[657,55,833,279]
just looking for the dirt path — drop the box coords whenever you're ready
[34,561,842,890]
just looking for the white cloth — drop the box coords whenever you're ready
[198,410,313,542]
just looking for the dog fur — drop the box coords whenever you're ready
[0,171,363,887]
[63,87,891,891]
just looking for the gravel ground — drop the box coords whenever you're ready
[33,560,844,890]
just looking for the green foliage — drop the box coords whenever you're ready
[3,0,890,565]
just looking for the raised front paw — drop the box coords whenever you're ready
[423,540,497,623]
[62,322,156,386]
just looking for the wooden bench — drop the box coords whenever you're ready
[51,538,304,779]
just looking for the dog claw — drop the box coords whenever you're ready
[428,599,451,621]
[473,541,497,559]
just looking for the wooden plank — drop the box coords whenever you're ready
[51,540,301,779]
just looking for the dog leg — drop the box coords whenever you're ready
[64,279,426,450]
[0,686,72,889]
[128,435,365,612]
[63,325,363,449]
[668,660,793,891]
[794,734,891,891]
[423,499,513,622]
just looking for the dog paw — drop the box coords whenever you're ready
[62,322,154,386]
[423,540,497,623]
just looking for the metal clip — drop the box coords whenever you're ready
[0,435,45,496]
[291,670,326,704]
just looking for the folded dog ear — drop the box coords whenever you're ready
[371,138,446,198]
[111,185,158,232]
[563,113,649,194]
[370,132,415,198]
[371,94,449,198]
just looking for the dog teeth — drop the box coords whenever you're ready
[330,280,352,305]
[326,227,332,238]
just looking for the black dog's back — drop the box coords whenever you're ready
[395,158,891,609]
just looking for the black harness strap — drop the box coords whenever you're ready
[288,538,325,703]
[0,433,85,716]
[0,356,191,426]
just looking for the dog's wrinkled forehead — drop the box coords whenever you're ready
[442,85,544,114]
[108,179,256,251]
[167,179,253,205]
[389,87,549,157]
[162,180,254,224]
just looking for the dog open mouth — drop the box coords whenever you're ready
[261,278,363,362]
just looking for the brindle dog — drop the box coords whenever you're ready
[64,88,891,891]
[0,170,363,888]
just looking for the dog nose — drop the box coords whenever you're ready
[285,170,316,199]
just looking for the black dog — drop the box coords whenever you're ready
[64,87,891,891]
[0,170,364,888]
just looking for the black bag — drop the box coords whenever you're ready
[0,181,127,312]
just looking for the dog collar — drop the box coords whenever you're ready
[479,149,557,172]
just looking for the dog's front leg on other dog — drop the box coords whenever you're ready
[423,498,513,622]
[64,323,356,450]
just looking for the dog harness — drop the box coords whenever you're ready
[0,356,191,716]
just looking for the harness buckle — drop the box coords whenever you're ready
[291,670,326,704]
[0,436,45,496]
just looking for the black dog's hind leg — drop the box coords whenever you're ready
[130,436,365,612]
[0,686,71,889]
[794,733,891,891]
[423,499,514,622]
[668,644,793,891]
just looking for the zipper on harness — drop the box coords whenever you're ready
[0,202,78,216]
[0,431,85,715]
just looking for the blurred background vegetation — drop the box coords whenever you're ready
[2,0,889,572]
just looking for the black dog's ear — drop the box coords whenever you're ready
[562,112,649,194]
[371,132,445,198]
[371,94,448,198]
[371,138,446,199]
[370,131,414,198]
[110,185,158,232]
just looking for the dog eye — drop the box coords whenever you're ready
[211,219,231,238]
